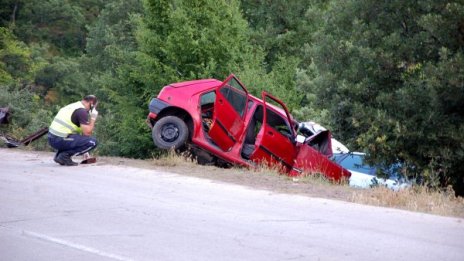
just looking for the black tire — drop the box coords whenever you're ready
[152,116,188,150]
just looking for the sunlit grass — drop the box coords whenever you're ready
[150,150,464,217]
[251,160,328,181]
[350,185,464,217]
[151,149,195,167]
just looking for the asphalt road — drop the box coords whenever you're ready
[1,148,463,261]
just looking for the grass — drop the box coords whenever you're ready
[151,149,195,167]
[350,186,464,217]
[150,151,464,218]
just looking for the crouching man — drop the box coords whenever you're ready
[48,95,99,166]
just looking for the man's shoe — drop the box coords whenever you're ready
[57,153,78,166]
[64,159,78,166]
[54,152,66,165]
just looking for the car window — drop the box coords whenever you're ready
[338,154,376,175]
[263,96,293,139]
[220,78,247,117]
[266,108,293,139]
[200,91,215,105]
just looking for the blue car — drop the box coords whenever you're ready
[332,152,411,191]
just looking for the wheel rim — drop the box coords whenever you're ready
[161,123,179,142]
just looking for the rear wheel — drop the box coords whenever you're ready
[152,116,188,150]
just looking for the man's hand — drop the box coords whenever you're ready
[90,109,98,120]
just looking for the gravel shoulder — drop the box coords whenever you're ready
[98,152,356,201]
[3,148,464,217]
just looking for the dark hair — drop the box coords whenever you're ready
[83,95,97,104]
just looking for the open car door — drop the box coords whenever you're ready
[208,75,248,151]
[292,131,351,181]
[249,92,297,172]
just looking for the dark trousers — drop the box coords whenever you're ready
[48,133,98,156]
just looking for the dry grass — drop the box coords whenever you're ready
[251,161,284,177]
[147,152,464,218]
[286,172,333,186]
[151,149,195,167]
[251,161,336,185]
[350,186,464,217]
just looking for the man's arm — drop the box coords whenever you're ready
[81,118,96,136]
[72,108,97,136]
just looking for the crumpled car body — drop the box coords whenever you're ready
[147,74,351,181]
[297,121,349,154]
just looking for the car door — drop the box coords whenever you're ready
[208,75,248,151]
[249,92,297,172]
[293,138,350,181]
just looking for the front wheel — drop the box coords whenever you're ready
[152,116,188,150]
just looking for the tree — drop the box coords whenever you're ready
[82,0,150,158]
[137,0,254,87]
[0,28,51,146]
[0,0,19,27]
[240,0,316,68]
[305,0,464,193]
[0,27,32,85]
[13,0,87,56]
[1,0,108,63]
[240,0,333,115]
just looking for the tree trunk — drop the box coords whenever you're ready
[11,1,18,24]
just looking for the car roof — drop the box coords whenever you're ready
[168,79,222,89]
[163,77,292,120]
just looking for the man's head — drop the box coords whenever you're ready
[82,95,98,111]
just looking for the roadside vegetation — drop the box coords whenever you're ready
[1,0,463,195]
[146,152,464,218]
[351,186,464,218]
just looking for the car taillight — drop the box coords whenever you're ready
[148,112,157,119]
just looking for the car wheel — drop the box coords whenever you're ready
[152,116,188,150]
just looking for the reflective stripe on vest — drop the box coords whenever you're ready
[49,101,86,137]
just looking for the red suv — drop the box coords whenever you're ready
[147,74,350,181]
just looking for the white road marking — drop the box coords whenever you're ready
[23,230,133,261]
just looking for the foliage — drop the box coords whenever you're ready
[240,0,320,69]
[12,0,86,56]
[138,0,253,85]
[304,0,464,193]
[0,27,51,147]
[0,0,19,27]
[0,85,51,147]
[83,0,150,158]
[0,27,33,84]
[1,0,463,194]
[9,0,106,56]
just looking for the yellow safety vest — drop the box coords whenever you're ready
[49,101,86,137]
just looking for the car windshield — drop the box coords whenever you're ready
[334,154,376,175]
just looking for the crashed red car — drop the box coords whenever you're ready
[147,74,351,181]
